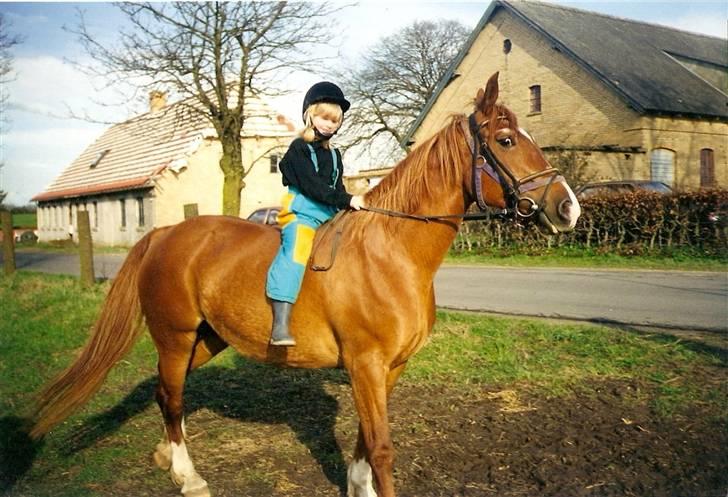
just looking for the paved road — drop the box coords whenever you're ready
[4,250,727,332]
[435,266,727,332]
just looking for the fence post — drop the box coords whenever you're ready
[183,203,199,219]
[77,210,95,286]
[1,210,15,276]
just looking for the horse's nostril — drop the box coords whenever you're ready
[558,199,572,220]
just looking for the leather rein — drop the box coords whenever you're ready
[361,113,565,224]
[310,114,566,271]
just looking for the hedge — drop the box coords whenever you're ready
[453,189,728,256]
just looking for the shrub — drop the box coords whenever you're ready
[453,189,727,256]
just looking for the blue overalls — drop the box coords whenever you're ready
[266,144,340,304]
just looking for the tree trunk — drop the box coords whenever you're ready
[219,129,245,217]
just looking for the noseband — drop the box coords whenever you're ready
[466,114,565,220]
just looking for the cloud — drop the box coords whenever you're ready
[663,13,727,38]
[1,126,103,204]
[8,55,133,122]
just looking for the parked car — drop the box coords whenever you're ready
[246,206,281,226]
[575,180,673,199]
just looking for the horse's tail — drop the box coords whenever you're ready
[29,230,155,439]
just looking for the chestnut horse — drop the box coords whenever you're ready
[30,73,580,497]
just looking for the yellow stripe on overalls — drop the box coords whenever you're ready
[293,224,316,265]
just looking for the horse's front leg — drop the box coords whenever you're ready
[347,359,406,497]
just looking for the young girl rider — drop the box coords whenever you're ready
[266,81,365,346]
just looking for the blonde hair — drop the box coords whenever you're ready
[301,102,343,147]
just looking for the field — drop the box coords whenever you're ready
[1,273,726,497]
[11,213,36,229]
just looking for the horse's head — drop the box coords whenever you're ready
[467,72,580,233]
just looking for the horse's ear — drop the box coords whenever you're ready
[477,72,500,113]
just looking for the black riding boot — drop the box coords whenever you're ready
[270,300,296,346]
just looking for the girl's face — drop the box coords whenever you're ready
[307,102,343,138]
[312,114,342,137]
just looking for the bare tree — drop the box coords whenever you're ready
[547,149,597,188]
[0,12,21,205]
[72,2,342,216]
[337,19,469,165]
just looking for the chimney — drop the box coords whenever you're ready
[149,90,167,113]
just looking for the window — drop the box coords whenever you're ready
[270,154,280,173]
[90,149,110,168]
[700,148,715,188]
[120,198,127,228]
[650,148,675,186]
[137,197,145,227]
[93,201,98,229]
[529,85,542,113]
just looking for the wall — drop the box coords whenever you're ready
[411,8,727,188]
[36,192,153,246]
[636,116,727,189]
[239,136,290,217]
[153,135,290,227]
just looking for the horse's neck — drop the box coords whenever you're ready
[398,184,466,274]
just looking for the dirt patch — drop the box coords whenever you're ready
[4,373,725,497]
[173,377,726,497]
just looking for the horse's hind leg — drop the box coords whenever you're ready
[153,323,228,472]
[152,325,216,497]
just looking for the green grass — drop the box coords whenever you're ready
[15,241,130,253]
[0,273,725,495]
[446,246,728,271]
[12,213,36,228]
[408,311,725,406]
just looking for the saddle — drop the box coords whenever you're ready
[308,209,349,272]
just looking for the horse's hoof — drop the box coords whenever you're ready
[182,477,210,497]
[153,442,172,470]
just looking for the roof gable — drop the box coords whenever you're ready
[34,96,295,202]
[404,0,727,146]
[505,0,727,118]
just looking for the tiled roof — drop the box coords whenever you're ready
[404,0,728,145]
[506,0,727,118]
[34,96,295,202]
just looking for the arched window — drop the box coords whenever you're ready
[700,148,715,188]
[650,148,675,186]
[529,85,542,113]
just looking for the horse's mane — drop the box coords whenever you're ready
[366,103,517,211]
[344,103,517,238]
[365,115,469,213]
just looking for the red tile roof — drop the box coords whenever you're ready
[34,96,295,202]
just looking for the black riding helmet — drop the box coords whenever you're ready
[302,81,351,123]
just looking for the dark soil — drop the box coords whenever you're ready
[4,373,726,497]
[180,376,726,497]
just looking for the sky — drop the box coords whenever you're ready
[0,1,726,206]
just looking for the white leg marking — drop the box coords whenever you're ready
[170,441,210,497]
[347,458,377,497]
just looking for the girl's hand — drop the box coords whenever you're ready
[349,195,366,210]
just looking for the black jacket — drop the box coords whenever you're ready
[279,138,352,209]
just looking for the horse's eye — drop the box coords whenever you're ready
[498,137,514,148]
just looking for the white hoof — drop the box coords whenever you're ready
[181,475,210,497]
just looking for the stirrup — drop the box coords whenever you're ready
[270,336,296,347]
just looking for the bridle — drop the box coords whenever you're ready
[466,113,564,221]
[360,113,565,224]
